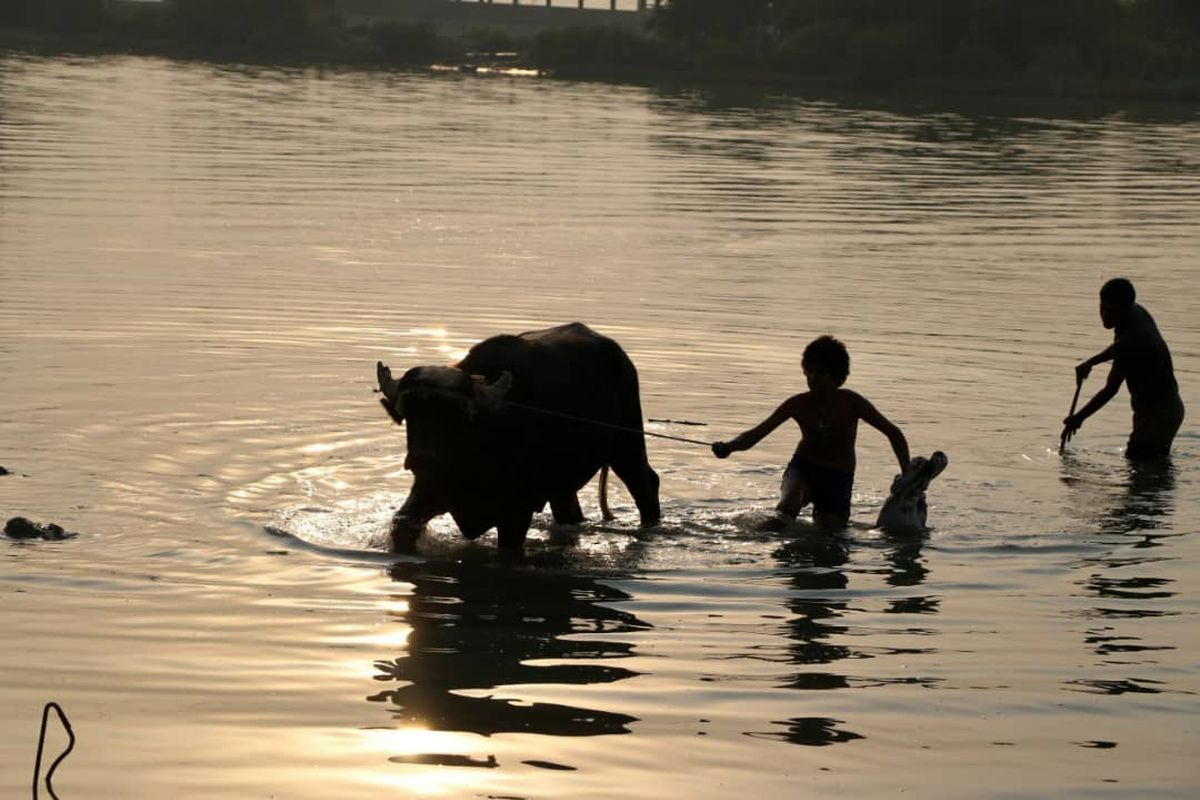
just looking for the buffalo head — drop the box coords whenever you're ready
[377,361,513,546]
[377,362,511,428]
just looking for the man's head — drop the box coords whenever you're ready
[802,335,850,389]
[1099,277,1136,329]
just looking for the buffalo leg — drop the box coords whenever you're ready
[496,508,534,551]
[390,512,429,553]
[611,452,660,527]
[549,493,585,525]
[390,485,446,552]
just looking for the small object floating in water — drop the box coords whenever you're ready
[0,466,9,475]
[522,759,577,771]
[4,517,78,541]
[388,753,497,769]
[876,451,949,533]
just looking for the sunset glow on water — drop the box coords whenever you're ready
[2,55,1197,798]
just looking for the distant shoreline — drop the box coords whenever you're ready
[2,21,1197,107]
[542,61,1200,106]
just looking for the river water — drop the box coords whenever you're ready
[1,55,1198,798]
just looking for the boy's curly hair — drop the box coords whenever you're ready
[802,335,850,387]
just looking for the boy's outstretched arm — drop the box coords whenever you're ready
[712,399,795,459]
[856,395,910,472]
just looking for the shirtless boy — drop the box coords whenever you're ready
[712,335,910,529]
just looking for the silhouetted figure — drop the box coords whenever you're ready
[712,335,910,529]
[1063,278,1185,459]
[376,322,660,552]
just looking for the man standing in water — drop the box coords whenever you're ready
[1063,278,1185,459]
[712,335,910,529]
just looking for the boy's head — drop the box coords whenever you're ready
[1099,277,1136,329]
[802,335,850,388]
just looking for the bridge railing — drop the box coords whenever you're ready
[452,1,664,10]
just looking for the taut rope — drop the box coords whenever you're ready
[499,399,714,447]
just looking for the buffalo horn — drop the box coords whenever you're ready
[377,361,405,420]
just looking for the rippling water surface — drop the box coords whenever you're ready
[2,55,1198,798]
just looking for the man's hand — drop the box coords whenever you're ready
[712,441,733,459]
[1074,361,1092,384]
[1061,413,1083,443]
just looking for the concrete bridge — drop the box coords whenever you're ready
[336,0,665,37]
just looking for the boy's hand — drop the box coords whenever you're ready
[712,441,733,459]
[1062,413,1082,442]
[1074,361,1091,384]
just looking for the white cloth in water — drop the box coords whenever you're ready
[875,451,948,532]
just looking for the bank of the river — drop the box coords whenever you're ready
[2,13,1197,103]
[541,61,1200,104]
[0,26,388,67]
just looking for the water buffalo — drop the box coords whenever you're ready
[377,322,661,551]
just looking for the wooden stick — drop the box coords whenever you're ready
[1061,378,1083,452]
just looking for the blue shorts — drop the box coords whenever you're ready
[784,455,854,520]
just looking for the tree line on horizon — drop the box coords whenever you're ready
[0,0,339,53]
[2,0,1197,94]
[644,0,1199,86]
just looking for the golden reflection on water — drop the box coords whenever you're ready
[358,727,493,796]
[286,726,496,797]
[1,54,1198,799]
[333,622,413,651]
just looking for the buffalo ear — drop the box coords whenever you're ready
[473,370,513,408]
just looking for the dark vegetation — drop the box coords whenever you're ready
[528,25,683,74]
[537,0,1198,96]
[649,0,1199,92]
[1,0,1197,98]
[0,0,440,63]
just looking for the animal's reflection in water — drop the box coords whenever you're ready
[369,560,649,739]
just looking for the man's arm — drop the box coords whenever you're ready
[1076,343,1115,383]
[1063,362,1124,437]
[856,394,910,472]
[712,398,796,458]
